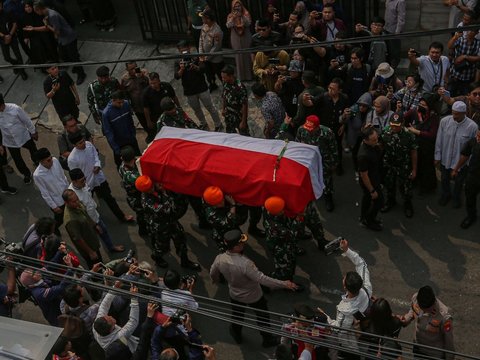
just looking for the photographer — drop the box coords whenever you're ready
[161,269,198,317]
[174,40,222,131]
[316,239,372,359]
[274,60,305,117]
[0,256,16,317]
[151,313,205,360]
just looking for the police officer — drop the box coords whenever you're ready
[380,112,418,218]
[263,196,304,291]
[296,114,338,212]
[135,175,200,270]
[401,285,454,359]
[87,65,121,125]
[118,146,148,237]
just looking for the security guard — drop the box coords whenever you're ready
[380,112,418,218]
[402,285,454,359]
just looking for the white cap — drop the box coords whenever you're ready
[452,101,467,113]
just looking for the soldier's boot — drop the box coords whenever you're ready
[381,195,397,213]
[404,199,414,218]
[324,193,334,212]
[151,253,168,268]
[180,249,201,271]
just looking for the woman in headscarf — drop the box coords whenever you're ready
[365,95,394,134]
[226,0,253,81]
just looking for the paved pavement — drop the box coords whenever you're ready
[0,2,479,359]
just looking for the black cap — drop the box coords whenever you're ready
[389,112,403,126]
[68,131,84,145]
[417,285,436,309]
[160,97,175,111]
[224,229,248,249]
[294,303,315,319]
[35,147,51,162]
[96,65,110,77]
[69,168,85,181]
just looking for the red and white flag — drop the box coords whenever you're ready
[138,127,324,214]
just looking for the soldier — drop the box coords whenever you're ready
[300,201,327,250]
[87,66,121,125]
[380,113,418,218]
[156,97,199,134]
[221,65,248,134]
[118,146,148,237]
[203,186,245,252]
[135,175,200,270]
[296,114,338,212]
[401,285,454,359]
[263,196,304,291]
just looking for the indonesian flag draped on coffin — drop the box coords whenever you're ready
[138,126,324,214]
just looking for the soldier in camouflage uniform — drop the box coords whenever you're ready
[262,197,303,291]
[87,65,121,125]
[156,97,199,134]
[118,146,148,237]
[296,114,339,212]
[220,65,249,135]
[135,175,200,270]
[380,113,418,218]
[203,186,248,252]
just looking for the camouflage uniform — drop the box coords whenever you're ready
[118,161,148,235]
[222,79,249,135]
[141,190,188,259]
[380,126,418,203]
[204,202,248,252]
[263,210,301,281]
[156,108,199,134]
[87,78,121,123]
[299,201,326,248]
[296,125,339,197]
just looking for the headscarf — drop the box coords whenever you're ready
[374,96,390,116]
[230,0,250,35]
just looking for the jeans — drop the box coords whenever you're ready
[186,90,222,128]
[7,139,38,177]
[440,165,467,203]
[230,296,271,339]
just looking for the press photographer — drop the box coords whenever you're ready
[161,269,199,317]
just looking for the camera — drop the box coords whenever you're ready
[268,57,280,65]
[0,238,23,274]
[170,309,187,324]
[181,274,197,285]
[324,236,344,256]
[181,50,194,67]
[51,78,59,85]
[124,249,135,264]
[135,67,141,74]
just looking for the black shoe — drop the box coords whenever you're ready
[381,200,396,213]
[151,254,168,268]
[76,73,87,85]
[296,247,306,256]
[439,194,451,206]
[1,186,17,195]
[298,230,312,240]
[20,71,28,80]
[262,336,279,348]
[324,196,334,212]
[461,216,476,229]
[229,325,242,344]
[361,219,382,231]
[181,258,201,271]
[404,201,414,218]
[248,226,266,238]
[23,175,32,184]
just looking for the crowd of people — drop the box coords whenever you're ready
[0,0,478,359]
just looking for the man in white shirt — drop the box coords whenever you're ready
[67,131,134,223]
[0,94,38,184]
[161,268,199,317]
[317,239,372,358]
[68,168,125,253]
[32,148,69,234]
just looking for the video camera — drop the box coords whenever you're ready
[0,238,23,274]
[324,237,344,256]
[170,309,187,324]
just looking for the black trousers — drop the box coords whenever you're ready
[93,180,125,221]
[0,36,25,73]
[59,39,86,76]
[230,296,271,339]
[360,186,384,224]
[465,176,480,218]
[52,205,66,236]
[0,165,8,189]
[7,139,37,177]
